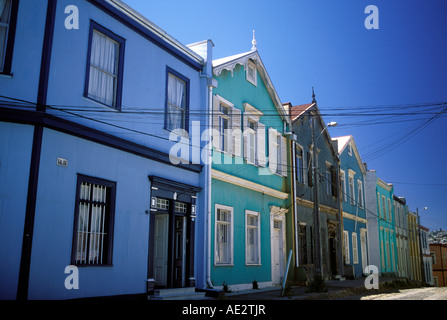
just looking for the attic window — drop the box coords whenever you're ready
[348,143,353,156]
[246,60,257,86]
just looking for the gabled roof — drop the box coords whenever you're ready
[212,50,290,125]
[288,103,315,122]
[288,102,339,160]
[332,135,366,174]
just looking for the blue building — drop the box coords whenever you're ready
[0,0,213,299]
[332,135,368,279]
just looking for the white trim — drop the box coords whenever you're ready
[214,204,234,266]
[246,59,257,86]
[245,210,261,265]
[211,169,289,200]
[352,232,359,264]
[270,206,286,286]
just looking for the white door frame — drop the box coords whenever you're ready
[270,206,287,286]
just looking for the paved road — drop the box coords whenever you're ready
[340,287,447,300]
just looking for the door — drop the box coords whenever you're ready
[272,220,284,285]
[329,237,337,276]
[154,214,169,287]
[173,215,185,288]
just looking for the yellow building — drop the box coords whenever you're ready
[408,211,421,281]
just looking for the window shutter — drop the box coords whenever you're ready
[257,122,266,166]
[243,113,249,160]
[281,136,287,177]
[268,127,278,174]
[212,95,221,150]
[231,107,242,157]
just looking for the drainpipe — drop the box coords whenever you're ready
[291,140,299,268]
[206,83,213,289]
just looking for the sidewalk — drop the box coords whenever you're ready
[220,277,396,300]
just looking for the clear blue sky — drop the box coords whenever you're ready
[123,0,447,231]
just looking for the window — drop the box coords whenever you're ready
[326,166,332,195]
[0,0,17,74]
[246,119,257,164]
[352,233,359,264]
[246,210,260,265]
[268,127,287,176]
[348,143,352,156]
[382,196,387,220]
[175,201,187,213]
[340,170,347,202]
[295,144,304,184]
[343,231,350,264]
[85,21,125,109]
[72,175,116,266]
[349,176,355,205]
[246,59,257,86]
[215,205,233,265]
[219,103,231,151]
[387,198,392,221]
[326,164,337,196]
[307,151,313,187]
[212,95,242,156]
[299,224,307,264]
[155,198,169,210]
[357,180,364,207]
[166,69,189,132]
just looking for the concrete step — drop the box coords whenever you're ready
[333,275,346,281]
[149,287,206,300]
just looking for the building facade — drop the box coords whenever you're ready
[408,211,422,281]
[287,100,343,282]
[364,170,397,276]
[332,136,368,279]
[430,243,447,287]
[420,226,433,285]
[208,43,291,291]
[0,0,213,299]
[393,195,410,278]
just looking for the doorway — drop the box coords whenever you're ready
[151,199,187,289]
[272,220,284,285]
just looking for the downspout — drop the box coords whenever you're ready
[291,139,299,268]
[206,83,213,288]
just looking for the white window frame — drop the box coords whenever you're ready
[246,59,257,86]
[352,232,359,264]
[243,103,263,166]
[340,170,347,202]
[246,119,257,164]
[245,210,261,265]
[343,230,350,264]
[215,204,234,266]
[213,95,242,156]
[357,180,364,208]
[349,175,355,205]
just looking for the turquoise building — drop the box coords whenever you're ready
[364,170,398,276]
[208,40,291,291]
[333,136,368,278]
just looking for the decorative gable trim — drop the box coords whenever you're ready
[213,51,289,124]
